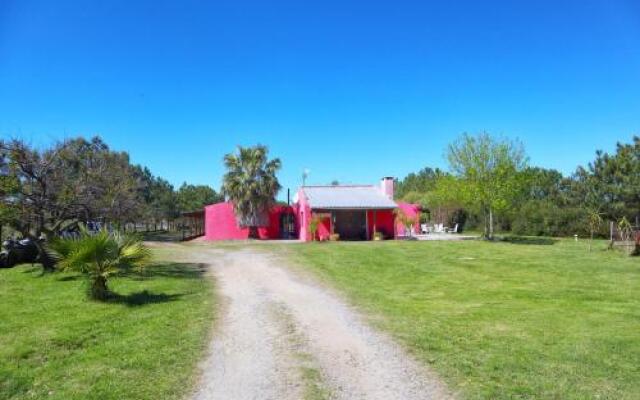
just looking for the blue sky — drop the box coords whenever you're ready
[1,0,639,199]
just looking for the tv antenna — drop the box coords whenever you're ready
[302,168,310,186]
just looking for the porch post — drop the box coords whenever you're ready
[373,210,377,234]
[330,211,335,235]
[365,209,369,240]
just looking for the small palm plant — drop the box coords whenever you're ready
[618,217,633,242]
[49,228,151,300]
[587,209,602,252]
[308,214,324,241]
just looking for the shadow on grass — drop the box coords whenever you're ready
[141,230,185,242]
[500,236,558,245]
[21,266,41,274]
[106,290,185,307]
[120,262,208,281]
[57,275,82,282]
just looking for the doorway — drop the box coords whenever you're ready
[333,210,367,240]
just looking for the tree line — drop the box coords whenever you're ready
[396,133,640,239]
[0,136,222,244]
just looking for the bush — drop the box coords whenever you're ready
[511,200,590,237]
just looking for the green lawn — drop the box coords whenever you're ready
[286,239,640,399]
[0,248,214,400]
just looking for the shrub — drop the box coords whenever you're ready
[49,228,150,300]
[511,200,589,237]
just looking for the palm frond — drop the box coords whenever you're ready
[46,227,151,299]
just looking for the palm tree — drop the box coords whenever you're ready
[49,228,150,300]
[222,145,282,239]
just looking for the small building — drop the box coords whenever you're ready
[204,202,295,240]
[204,177,419,241]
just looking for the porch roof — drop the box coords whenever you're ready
[301,185,398,210]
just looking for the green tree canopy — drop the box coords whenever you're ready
[395,167,448,199]
[176,183,223,212]
[573,136,640,222]
[447,132,528,239]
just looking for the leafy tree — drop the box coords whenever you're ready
[0,137,149,270]
[0,144,20,241]
[176,183,222,212]
[0,138,73,270]
[134,167,179,226]
[222,145,282,238]
[59,138,144,227]
[49,228,150,300]
[396,167,448,199]
[447,132,527,239]
[516,167,565,202]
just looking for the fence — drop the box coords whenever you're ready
[121,212,205,241]
[176,211,205,241]
[609,221,640,255]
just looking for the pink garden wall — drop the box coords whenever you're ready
[204,202,291,240]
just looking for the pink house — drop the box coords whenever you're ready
[204,177,420,241]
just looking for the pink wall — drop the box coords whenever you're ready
[204,202,291,240]
[296,188,312,241]
[317,216,331,241]
[396,202,421,236]
[367,209,395,239]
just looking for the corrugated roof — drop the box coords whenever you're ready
[301,185,398,209]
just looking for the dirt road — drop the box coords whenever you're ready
[189,246,451,400]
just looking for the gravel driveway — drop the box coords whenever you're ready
[189,246,451,400]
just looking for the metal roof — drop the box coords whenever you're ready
[301,185,398,209]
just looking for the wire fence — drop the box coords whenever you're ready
[608,221,640,255]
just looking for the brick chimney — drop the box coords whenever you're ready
[380,177,394,199]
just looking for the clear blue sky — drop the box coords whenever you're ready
[1,0,639,199]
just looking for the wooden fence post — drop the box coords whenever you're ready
[610,221,614,241]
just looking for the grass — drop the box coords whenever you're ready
[285,238,640,399]
[0,248,214,400]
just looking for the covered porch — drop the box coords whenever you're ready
[311,208,396,241]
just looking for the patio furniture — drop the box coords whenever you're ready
[448,223,459,233]
[420,224,429,234]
